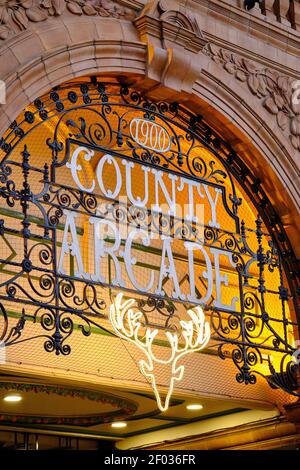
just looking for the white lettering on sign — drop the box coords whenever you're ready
[67,152,221,227]
[130,118,171,153]
[66,146,95,193]
[62,146,237,311]
[58,209,89,279]
[58,212,238,312]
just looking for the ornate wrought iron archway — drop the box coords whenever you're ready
[0,79,299,400]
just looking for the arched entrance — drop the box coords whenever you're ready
[0,78,299,414]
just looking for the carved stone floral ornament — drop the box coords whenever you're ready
[205,43,300,152]
[41,0,135,18]
[0,0,135,40]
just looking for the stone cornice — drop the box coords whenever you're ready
[192,0,300,44]
[160,0,300,72]
[134,14,206,53]
[133,0,300,77]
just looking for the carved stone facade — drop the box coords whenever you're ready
[204,43,300,152]
[0,0,299,450]
[0,0,136,40]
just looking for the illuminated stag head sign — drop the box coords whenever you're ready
[109,294,210,411]
[0,82,299,410]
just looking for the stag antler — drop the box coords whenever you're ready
[175,306,211,359]
[109,293,158,352]
[109,293,210,411]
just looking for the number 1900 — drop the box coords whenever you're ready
[130,118,171,153]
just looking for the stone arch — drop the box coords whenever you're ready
[0,13,299,256]
[1,76,299,405]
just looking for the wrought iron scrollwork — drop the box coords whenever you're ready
[0,80,299,399]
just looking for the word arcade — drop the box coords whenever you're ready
[58,146,238,312]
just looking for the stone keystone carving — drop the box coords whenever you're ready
[205,43,300,152]
[0,0,136,41]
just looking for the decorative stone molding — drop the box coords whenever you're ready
[135,0,204,50]
[205,43,300,152]
[134,0,207,94]
[141,0,202,34]
[0,0,136,41]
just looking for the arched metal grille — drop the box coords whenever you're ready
[0,79,299,396]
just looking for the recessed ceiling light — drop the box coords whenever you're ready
[111,422,127,428]
[186,404,203,410]
[3,395,22,403]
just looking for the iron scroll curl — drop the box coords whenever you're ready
[0,79,299,398]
